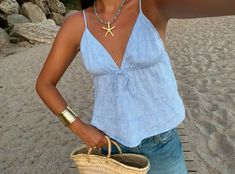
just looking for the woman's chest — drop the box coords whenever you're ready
[79,2,168,75]
[80,17,167,75]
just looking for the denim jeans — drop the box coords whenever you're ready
[101,128,188,174]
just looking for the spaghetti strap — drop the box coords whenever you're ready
[82,9,87,28]
[139,0,142,13]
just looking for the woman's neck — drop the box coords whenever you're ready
[95,0,126,12]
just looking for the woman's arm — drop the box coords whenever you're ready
[35,12,82,118]
[157,0,235,20]
[35,12,108,148]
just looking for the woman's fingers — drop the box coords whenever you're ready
[95,134,108,148]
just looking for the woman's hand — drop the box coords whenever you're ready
[68,118,108,148]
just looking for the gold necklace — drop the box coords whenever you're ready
[93,0,126,37]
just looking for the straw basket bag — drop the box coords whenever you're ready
[70,135,150,174]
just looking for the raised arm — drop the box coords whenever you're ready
[157,0,235,19]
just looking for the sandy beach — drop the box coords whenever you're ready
[0,15,234,174]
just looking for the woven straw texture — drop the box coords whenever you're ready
[70,135,150,174]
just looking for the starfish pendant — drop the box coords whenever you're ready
[102,22,116,37]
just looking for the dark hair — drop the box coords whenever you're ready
[81,0,95,9]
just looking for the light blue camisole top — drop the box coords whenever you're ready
[80,0,185,147]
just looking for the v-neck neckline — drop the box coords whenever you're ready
[85,11,141,70]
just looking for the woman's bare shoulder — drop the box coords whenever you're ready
[60,11,86,50]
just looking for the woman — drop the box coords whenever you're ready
[35,0,235,173]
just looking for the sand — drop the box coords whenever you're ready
[0,15,234,174]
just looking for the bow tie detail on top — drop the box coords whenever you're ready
[111,69,136,98]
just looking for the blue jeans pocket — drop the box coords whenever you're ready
[158,128,177,144]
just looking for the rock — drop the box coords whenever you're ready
[46,0,66,15]
[49,12,64,26]
[9,19,60,44]
[9,35,26,43]
[17,40,31,47]
[21,2,47,23]
[15,0,30,6]
[0,0,20,15]
[65,10,78,18]
[0,27,10,47]
[0,12,8,28]
[30,0,65,16]
[7,14,30,27]
[8,35,31,46]
[30,0,50,16]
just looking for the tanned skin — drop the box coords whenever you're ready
[35,0,235,148]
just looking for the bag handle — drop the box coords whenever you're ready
[87,135,122,158]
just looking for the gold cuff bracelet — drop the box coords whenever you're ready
[57,105,78,127]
